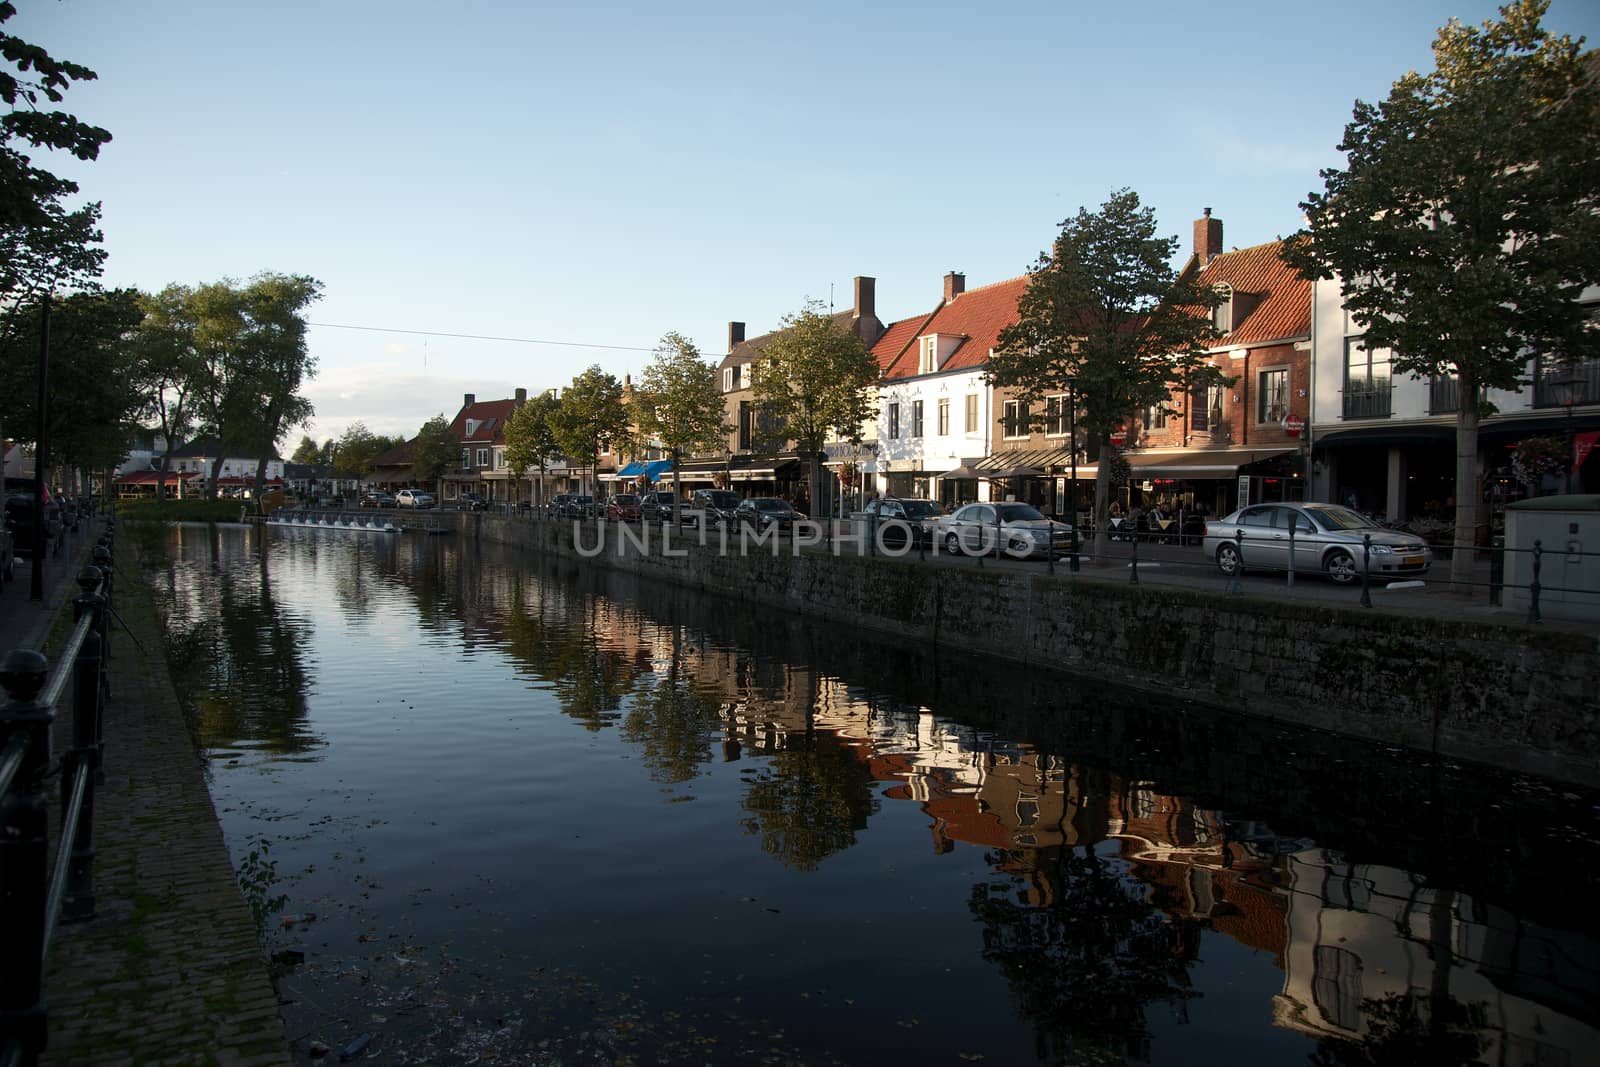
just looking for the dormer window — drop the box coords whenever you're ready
[723,367,733,392]
[465,418,482,437]
[919,336,938,374]
[1212,284,1233,335]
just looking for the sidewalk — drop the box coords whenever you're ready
[0,518,99,654]
[7,531,292,1066]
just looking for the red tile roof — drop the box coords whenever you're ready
[870,315,930,374]
[450,398,518,444]
[881,275,1029,380]
[1198,239,1311,348]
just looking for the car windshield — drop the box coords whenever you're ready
[1306,505,1374,531]
[613,494,638,505]
[706,492,738,506]
[998,504,1046,522]
[754,499,789,512]
[573,495,593,503]
[902,501,943,518]
[655,493,676,503]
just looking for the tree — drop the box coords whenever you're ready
[412,415,457,494]
[0,2,112,351]
[289,435,321,465]
[331,421,387,474]
[750,300,878,518]
[131,284,202,501]
[549,365,627,497]
[1284,0,1600,585]
[0,288,144,483]
[635,332,730,522]
[504,390,563,507]
[989,189,1228,559]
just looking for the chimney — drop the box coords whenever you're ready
[514,387,527,408]
[728,321,745,351]
[853,276,875,322]
[944,272,966,302]
[1194,208,1223,267]
[464,392,476,408]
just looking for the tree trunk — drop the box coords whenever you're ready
[807,452,824,519]
[1449,384,1481,588]
[1092,454,1112,561]
[671,456,682,523]
[253,454,269,499]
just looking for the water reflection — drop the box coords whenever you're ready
[151,527,1600,1065]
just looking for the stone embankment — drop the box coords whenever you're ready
[472,513,1600,787]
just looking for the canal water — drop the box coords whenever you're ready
[148,524,1600,1066]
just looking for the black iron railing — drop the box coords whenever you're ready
[0,520,114,1067]
[1342,381,1393,419]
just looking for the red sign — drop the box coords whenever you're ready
[1108,430,1127,446]
[1283,415,1305,437]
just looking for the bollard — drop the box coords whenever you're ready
[64,568,105,922]
[1528,540,1542,624]
[1229,530,1243,594]
[1360,534,1373,608]
[1069,524,1081,574]
[1129,534,1140,584]
[1489,536,1504,606]
[0,649,53,1062]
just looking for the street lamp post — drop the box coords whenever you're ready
[1548,369,1586,494]
[1067,377,1079,573]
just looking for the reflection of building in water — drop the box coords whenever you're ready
[1274,851,1600,1064]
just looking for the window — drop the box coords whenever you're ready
[965,393,978,433]
[494,448,505,470]
[911,400,924,437]
[1142,404,1168,430]
[722,367,733,392]
[1312,946,1364,1032]
[937,398,950,435]
[461,447,470,468]
[919,337,937,374]
[1002,399,1029,439]
[888,402,900,440]
[475,448,489,468]
[1190,385,1223,432]
[1343,339,1392,419]
[1044,394,1069,436]
[1212,284,1233,334]
[1258,368,1288,424]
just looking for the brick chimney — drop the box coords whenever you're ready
[853,276,875,322]
[728,321,745,351]
[1194,208,1223,267]
[463,392,476,408]
[514,387,527,408]
[944,272,966,302]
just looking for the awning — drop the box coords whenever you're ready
[1123,447,1298,479]
[603,459,674,482]
[975,448,1077,471]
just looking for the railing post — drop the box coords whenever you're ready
[62,569,105,923]
[1129,534,1140,584]
[0,649,53,1063]
[1489,536,1504,606]
[1360,534,1373,608]
[1528,540,1543,624]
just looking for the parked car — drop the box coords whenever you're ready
[863,497,945,548]
[457,492,488,512]
[3,492,63,560]
[932,502,1073,559]
[687,489,741,526]
[566,494,597,518]
[548,493,572,518]
[734,497,804,532]
[640,491,678,523]
[359,491,396,509]
[605,493,641,521]
[1202,502,1432,584]
[395,489,435,509]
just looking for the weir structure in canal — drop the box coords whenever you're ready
[147,523,1599,1066]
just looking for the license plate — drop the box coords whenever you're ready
[1404,555,1424,565]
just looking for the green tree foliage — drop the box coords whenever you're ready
[289,435,321,465]
[0,2,112,348]
[550,365,627,495]
[131,284,202,500]
[738,729,878,872]
[504,389,563,505]
[331,421,388,474]
[0,287,144,477]
[750,301,878,517]
[636,331,730,522]
[1284,0,1600,582]
[989,188,1227,557]
[411,414,457,493]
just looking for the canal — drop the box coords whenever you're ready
[147,524,1600,1066]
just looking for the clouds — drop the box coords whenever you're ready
[300,363,518,444]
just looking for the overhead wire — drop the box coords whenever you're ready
[308,321,656,353]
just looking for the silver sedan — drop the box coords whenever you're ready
[1202,502,1432,584]
[932,502,1075,559]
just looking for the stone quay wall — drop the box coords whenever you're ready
[468,514,1600,787]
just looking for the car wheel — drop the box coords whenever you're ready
[944,532,962,555]
[1216,542,1242,577]
[1326,549,1359,584]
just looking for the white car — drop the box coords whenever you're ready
[395,489,435,509]
[933,502,1074,559]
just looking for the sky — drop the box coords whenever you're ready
[15,0,1600,446]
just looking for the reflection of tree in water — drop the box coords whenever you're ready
[968,766,1197,1064]
[740,725,878,872]
[620,633,724,784]
[171,535,321,755]
[1308,993,1488,1067]
[497,591,643,731]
